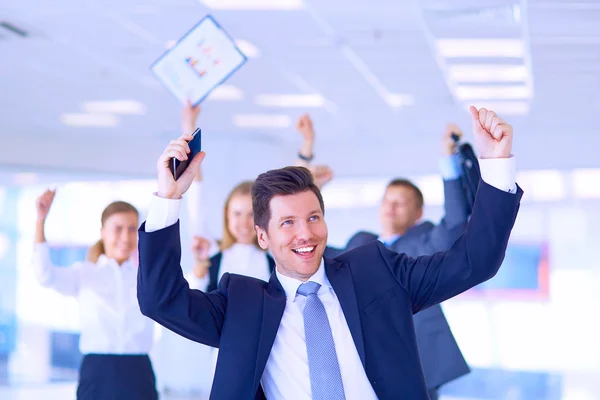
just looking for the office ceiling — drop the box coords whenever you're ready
[0,0,598,184]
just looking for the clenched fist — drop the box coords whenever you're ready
[469,106,513,159]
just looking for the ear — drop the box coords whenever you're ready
[255,225,269,250]
[415,208,424,221]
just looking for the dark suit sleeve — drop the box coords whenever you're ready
[324,245,345,258]
[325,231,373,258]
[380,181,522,313]
[427,178,471,251]
[137,221,227,348]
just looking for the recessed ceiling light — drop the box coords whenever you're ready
[448,64,528,82]
[233,114,291,128]
[386,93,416,108]
[81,100,146,115]
[207,85,244,101]
[255,94,325,107]
[198,0,304,10]
[60,113,119,127]
[465,101,530,115]
[437,38,525,58]
[456,85,531,100]
[235,40,260,58]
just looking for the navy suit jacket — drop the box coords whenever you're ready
[137,181,522,400]
[324,178,471,389]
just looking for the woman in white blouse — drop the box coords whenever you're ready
[33,189,157,400]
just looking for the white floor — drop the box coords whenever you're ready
[0,384,474,400]
[0,383,208,400]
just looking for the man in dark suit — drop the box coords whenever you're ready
[324,125,472,399]
[137,106,521,400]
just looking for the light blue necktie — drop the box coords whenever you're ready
[297,281,346,400]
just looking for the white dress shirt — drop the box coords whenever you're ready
[261,261,378,399]
[144,156,518,398]
[32,243,154,355]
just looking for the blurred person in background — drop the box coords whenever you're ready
[323,124,472,400]
[33,190,156,400]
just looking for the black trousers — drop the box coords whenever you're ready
[77,354,158,400]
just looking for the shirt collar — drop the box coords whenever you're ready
[377,233,401,247]
[275,258,331,302]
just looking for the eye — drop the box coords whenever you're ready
[309,215,319,222]
[281,220,292,226]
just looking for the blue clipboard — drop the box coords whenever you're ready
[150,15,248,106]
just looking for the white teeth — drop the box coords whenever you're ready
[293,246,315,253]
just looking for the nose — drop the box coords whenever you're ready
[294,221,312,241]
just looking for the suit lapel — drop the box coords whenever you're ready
[253,273,286,388]
[325,258,366,368]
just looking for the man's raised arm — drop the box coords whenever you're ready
[137,134,226,348]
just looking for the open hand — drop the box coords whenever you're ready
[295,113,315,143]
[191,235,211,261]
[309,165,333,189]
[36,189,56,222]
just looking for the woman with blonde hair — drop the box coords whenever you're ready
[33,189,157,400]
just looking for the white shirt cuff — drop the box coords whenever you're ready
[145,194,182,232]
[479,156,517,194]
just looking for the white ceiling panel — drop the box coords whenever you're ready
[0,0,594,184]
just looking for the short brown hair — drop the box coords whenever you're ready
[252,166,324,231]
[220,181,260,251]
[386,179,424,209]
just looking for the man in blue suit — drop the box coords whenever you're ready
[137,106,522,400]
[324,125,472,399]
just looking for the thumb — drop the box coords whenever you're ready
[470,106,486,135]
[469,106,481,127]
[180,152,206,181]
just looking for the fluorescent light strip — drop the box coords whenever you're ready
[437,38,525,58]
[456,85,531,100]
[449,64,528,82]
[386,93,416,108]
[60,113,119,127]
[255,94,325,108]
[233,114,291,128]
[81,100,146,115]
[198,0,304,10]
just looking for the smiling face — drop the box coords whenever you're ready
[255,190,327,281]
[379,185,423,235]
[101,211,139,264]
[226,193,256,245]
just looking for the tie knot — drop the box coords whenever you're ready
[297,281,321,297]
